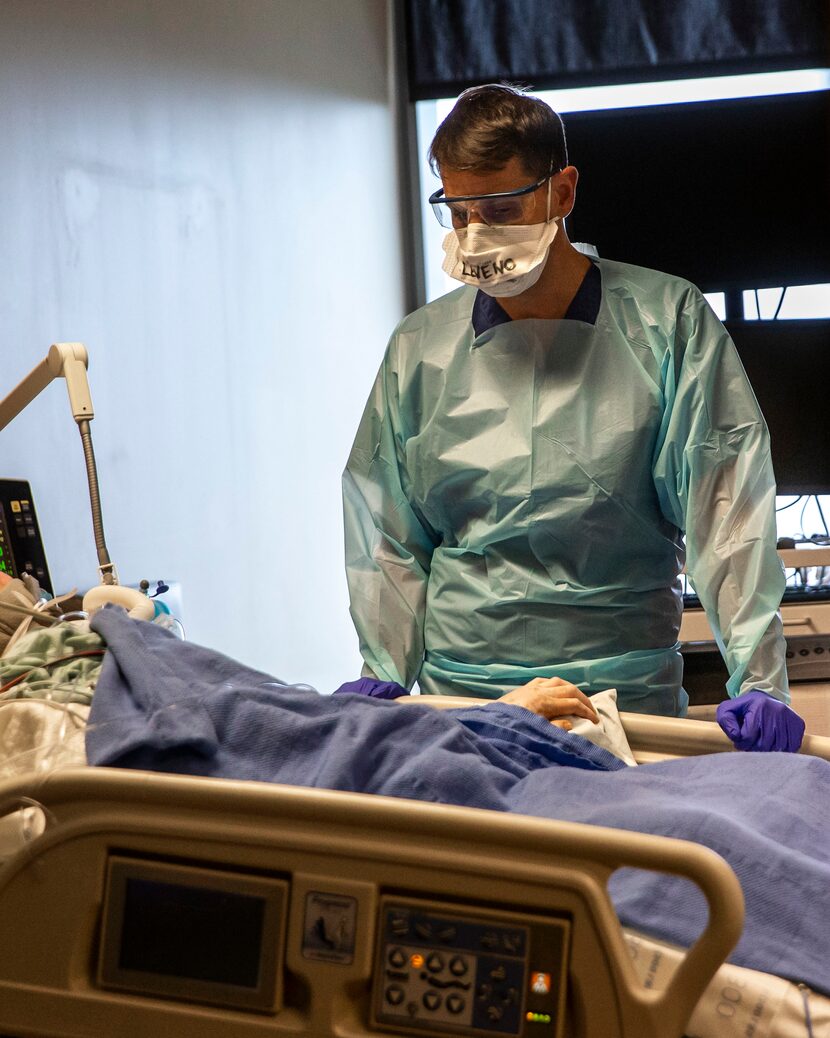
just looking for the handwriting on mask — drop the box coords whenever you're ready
[461,258,517,279]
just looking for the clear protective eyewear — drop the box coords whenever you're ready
[428,170,558,229]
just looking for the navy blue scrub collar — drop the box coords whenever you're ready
[471,261,601,337]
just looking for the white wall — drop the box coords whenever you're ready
[0,0,406,688]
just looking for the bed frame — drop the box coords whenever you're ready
[0,713,826,1038]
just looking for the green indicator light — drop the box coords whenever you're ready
[0,546,4,555]
[525,1012,552,1024]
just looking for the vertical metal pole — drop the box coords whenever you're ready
[723,289,744,322]
[389,0,426,313]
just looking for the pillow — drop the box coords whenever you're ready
[397,687,638,765]
[566,689,638,766]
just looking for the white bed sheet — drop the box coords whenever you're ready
[627,928,826,1038]
[0,699,89,778]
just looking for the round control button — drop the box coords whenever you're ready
[388,947,407,969]
[386,985,405,1006]
[447,994,465,1014]
[423,991,442,1011]
[449,955,468,976]
[426,952,444,973]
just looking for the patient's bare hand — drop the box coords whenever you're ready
[499,678,600,731]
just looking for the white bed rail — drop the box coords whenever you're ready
[397,694,830,763]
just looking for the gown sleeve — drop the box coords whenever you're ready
[342,335,440,688]
[651,291,789,703]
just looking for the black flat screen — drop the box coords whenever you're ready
[119,878,265,988]
[565,90,830,294]
[726,318,830,495]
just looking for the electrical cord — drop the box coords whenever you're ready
[800,496,812,538]
[798,984,814,1038]
[751,285,787,320]
[816,496,829,537]
[772,286,787,320]
[810,499,829,587]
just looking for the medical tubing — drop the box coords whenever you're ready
[800,496,811,539]
[816,495,828,537]
[772,286,787,320]
[77,420,113,577]
[799,984,815,1038]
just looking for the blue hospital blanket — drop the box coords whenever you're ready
[86,607,830,995]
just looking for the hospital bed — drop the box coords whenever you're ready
[0,699,827,1038]
[1,345,821,1035]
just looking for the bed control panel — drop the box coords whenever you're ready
[372,897,569,1038]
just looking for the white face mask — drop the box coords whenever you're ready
[441,217,559,298]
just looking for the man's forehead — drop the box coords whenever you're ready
[441,158,535,195]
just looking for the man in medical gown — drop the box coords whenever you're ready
[343,84,803,752]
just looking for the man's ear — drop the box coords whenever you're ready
[553,166,579,219]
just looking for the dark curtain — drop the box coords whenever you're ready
[405,0,830,100]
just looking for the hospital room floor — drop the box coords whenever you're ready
[687,681,830,736]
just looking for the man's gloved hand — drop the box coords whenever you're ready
[332,677,409,700]
[716,690,805,752]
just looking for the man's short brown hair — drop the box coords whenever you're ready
[429,83,568,180]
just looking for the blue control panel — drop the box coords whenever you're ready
[373,898,569,1037]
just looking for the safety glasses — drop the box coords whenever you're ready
[428,171,556,229]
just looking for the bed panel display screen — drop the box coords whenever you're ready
[119,878,265,986]
[98,857,288,1013]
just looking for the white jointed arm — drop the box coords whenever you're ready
[0,345,157,615]
[0,343,93,431]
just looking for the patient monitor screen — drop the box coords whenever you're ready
[0,503,13,580]
[0,480,53,592]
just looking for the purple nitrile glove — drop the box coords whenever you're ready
[332,677,410,700]
[716,690,805,752]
